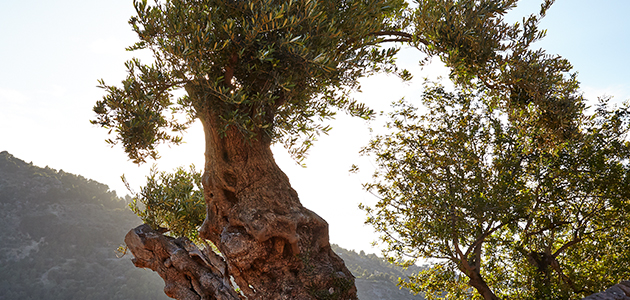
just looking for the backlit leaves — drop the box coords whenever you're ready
[361,83,630,299]
[94,0,408,163]
[126,165,205,242]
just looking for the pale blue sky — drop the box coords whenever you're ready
[510,0,630,94]
[1,0,628,254]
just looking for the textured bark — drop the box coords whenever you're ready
[194,104,357,299]
[125,224,242,300]
[125,84,358,299]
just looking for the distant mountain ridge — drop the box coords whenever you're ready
[0,151,169,300]
[0,151,423,300]
[333,244,425,300]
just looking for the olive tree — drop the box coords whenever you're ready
[360,84,630,300]
[93,0,408,298]
[358,0,630,299]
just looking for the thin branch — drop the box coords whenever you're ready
[525,221,571,238]
[370,30,413,39]
[379,38,413,43]
[369,30,429,46]
[465,221,509,258]
[552,237,582,259]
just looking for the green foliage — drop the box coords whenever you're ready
[400,263,473,300]
[93,0,408,163]
[360,81,630,299]
[126,165,205,241]
[354,1,628,298]
[408,0,583,144]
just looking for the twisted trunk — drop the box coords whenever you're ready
[126,87,358,299]
[196,104,357,299]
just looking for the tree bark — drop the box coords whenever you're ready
[196,105,357,299]
[125,224,242,300]
[126,86,358,299]
[457,248,499,300]
[454,236,499,300]
[466,270,499,300]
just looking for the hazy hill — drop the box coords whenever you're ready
[0,151,424,299]
[0,151,169,300]
[332,245,425,300]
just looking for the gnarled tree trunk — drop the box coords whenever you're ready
[126,89,358,299]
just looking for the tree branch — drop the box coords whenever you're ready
[369,31,429,46]
[465,221,508,258]
[125,224,242,300]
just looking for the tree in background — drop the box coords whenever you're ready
[392,0,584,144]
[361,83,630,299]
[358,0,630,298]
[93,0,409,298]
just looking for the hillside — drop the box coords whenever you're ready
[0,151,424,299]
[332,245,425,300]
[0,151,169,300]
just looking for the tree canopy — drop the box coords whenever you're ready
[93,0,581,164]
[360,67,630,300]
[402,0,583,143]
[93,0,409,164]
[354,1,630,298]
